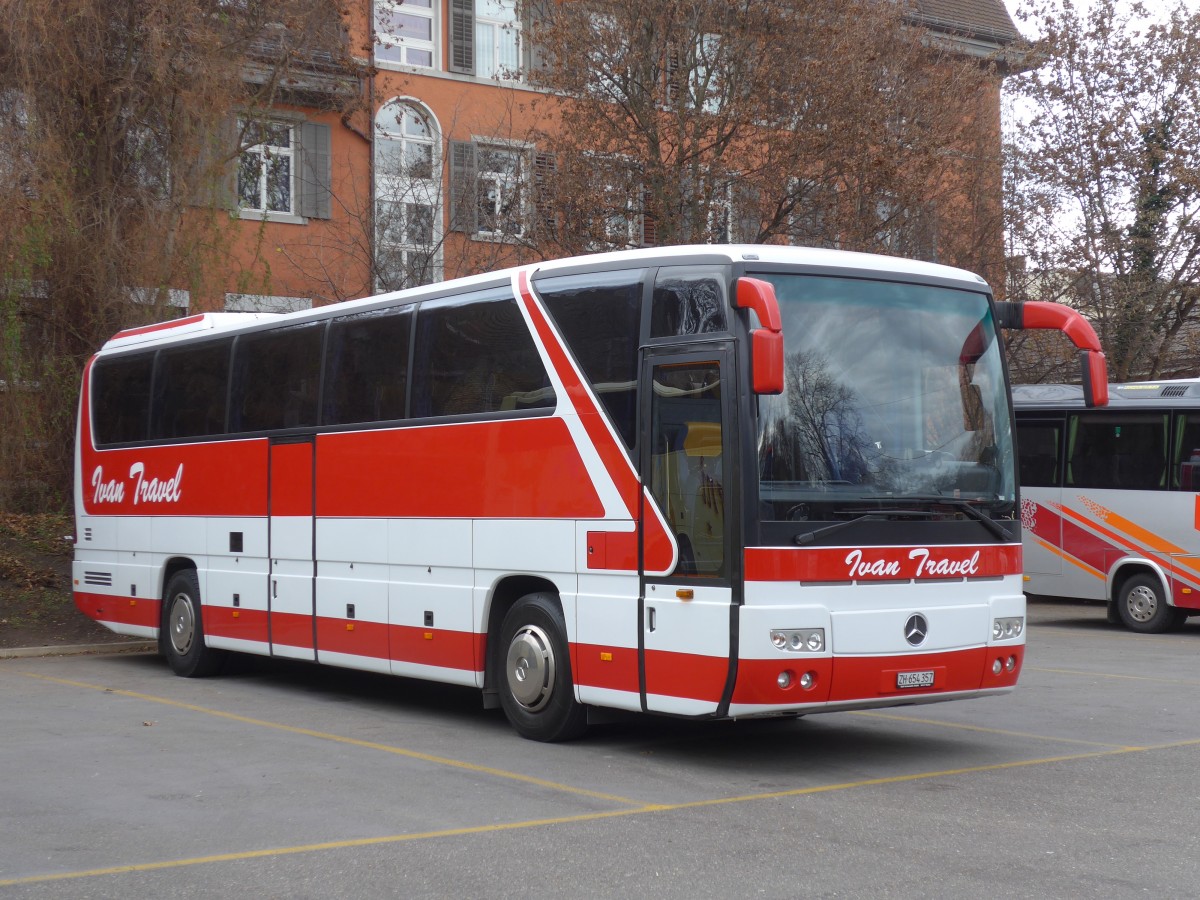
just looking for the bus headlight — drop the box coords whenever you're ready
[992,617,1024,640]
[770,628,825,653]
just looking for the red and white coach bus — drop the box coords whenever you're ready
[1015,379,1200,633]
[73,245,1108,740]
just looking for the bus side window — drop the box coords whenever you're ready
[151,340,231,440]
[1015,420,1061,488]
[323,307,412,426]
[230,322,324,433]
[92,354,153,445]
[412,289,555,418]
[1068,413,1167,490]
[538,269,644,450]
[1173,413,1200,490]
[651,268,727,338]
[649,361,725,579]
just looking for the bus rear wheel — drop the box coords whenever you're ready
[1116,574,1185,634]
[497,593,587,742]
[162,570,227,677]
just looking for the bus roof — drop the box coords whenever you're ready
[97,244,992,354]
[1013,379,1200,409]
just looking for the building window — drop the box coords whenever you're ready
[478,144,525,237]
[376,101,442,290]
[375,0,437,69]
[450,0,526,80]
[238,121,294,215]
[476,0,521,80]
[449,140,530,240]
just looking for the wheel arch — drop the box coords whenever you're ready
[1108,559,1173,609]
[157,557,199,651]
[482,574,564,703]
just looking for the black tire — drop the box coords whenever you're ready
[1115,573,1185,634]
[496,592,587,742]
[161,569,227,677]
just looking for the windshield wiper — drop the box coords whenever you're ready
[792,509,935,546]
[863,495,1013,543]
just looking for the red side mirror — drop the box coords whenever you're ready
[735,277,784,395]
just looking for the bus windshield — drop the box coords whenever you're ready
[755,274,1014,522]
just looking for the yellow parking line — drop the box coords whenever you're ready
[15,671,644,807]
[0,808,655,887]
[5,739,1199,888]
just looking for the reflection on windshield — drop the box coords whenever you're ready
[755,275,1014,522]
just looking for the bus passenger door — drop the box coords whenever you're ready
[640,350,736,716]
[269,438,316,660]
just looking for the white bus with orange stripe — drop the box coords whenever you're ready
[73,245,1107,740]
[1015,380,1200,633]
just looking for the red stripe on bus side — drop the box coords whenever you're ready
[270,443,313,516]
[1033,502,1200,606]
[517,271,676,573]
[573,642,640,694]
[517,271,640,516]
[315,419,603,519]
[205,606,270,644]
[112,314,207,340]
[388,624,484,671]
[270,611,315,651]
[643,648,731,701]
[316,616,390,660]
[81,440,270,517]
[1054,512,1118,576]
[743,545,1022,583]
[74,591,160,629]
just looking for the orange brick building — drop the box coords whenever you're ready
[208,0,1024,315]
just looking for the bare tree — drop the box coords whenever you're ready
[1006,0,1200,383]
[0,0,352,510]
[521,0,1005,277]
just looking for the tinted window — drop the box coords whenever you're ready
[651,267,727,338]
[1067,412,1168,490]
[412,289,555,418]
[649,359,726,578]
[1016,419,1062,487]
[1172,412,1200,489]
[323,307,412,425]
[151,340,232,439]
[92,354,153,445]
[231,322,324,433]
[538,270,643,448]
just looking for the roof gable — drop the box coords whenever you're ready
[912,0,1022,45]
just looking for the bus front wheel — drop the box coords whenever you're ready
[162,570,227,677]
[1116,574,1185,634]
[497,593,587,742]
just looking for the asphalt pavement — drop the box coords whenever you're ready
[2,597,1198,899]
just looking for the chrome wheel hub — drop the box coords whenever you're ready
[505,624,554,712]
[169,594,196,655]
[1127,585,1158,623]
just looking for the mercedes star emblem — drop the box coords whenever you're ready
[904,614,928,646]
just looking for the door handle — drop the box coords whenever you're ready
[272,579,277,599]
[648,606,656,632]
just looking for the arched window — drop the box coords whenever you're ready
[375,100,442,290]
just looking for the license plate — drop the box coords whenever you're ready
[896,670,935,689]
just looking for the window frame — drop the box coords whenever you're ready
[374,0,439,71]
[237,119,297,220]
[474,0,523,82]
[449,139,533,241]
[375,100,443,290]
